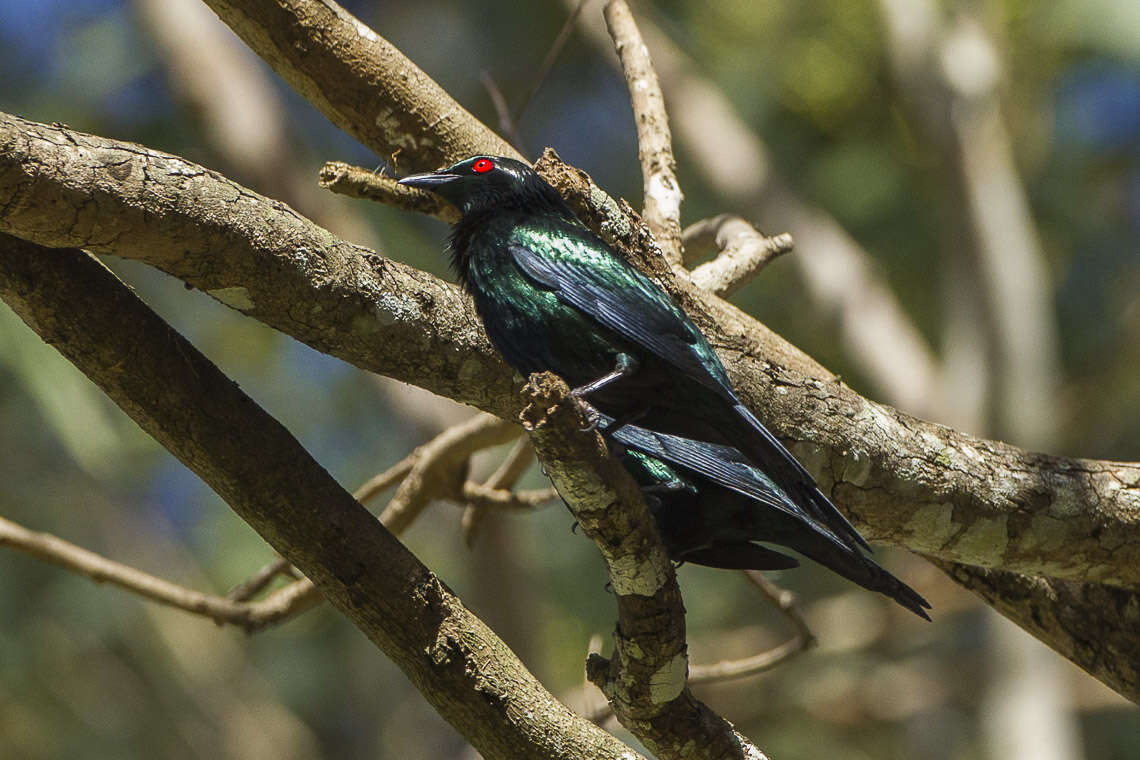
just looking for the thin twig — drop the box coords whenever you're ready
[462,436,536,545]
[379,414,518,535]
[461,484,557,511]
[486,435,537,490]
[318,161,459,222]
[0,515,315,630]
[683,215,795,297]
[0,413,521,632]
[246,416,523,626]
[685,570,817,685]
[512,0,590,130]
[480,71,524,153]
[578,571,816,723]
[743,570,816,646]
[239,418,518,623]
[355,456,417,506]
[603,0,684,266]
[569,4,947,417]
[227,556,295,601]
[688,636,809,683]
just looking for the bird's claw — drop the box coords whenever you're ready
[570,391,603,431]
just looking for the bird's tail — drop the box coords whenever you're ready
[788,535,931,620]
[731,402,872,553]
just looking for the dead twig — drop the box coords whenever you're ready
[379,413,518,535]
[683,215,794,297]
[462,435,539,545]
[687,572,815,683]
[513,0,590,132]
[578,571,816,723]
[604,0,684,266]
[480,71,524,153]
[0,515,319,630]
[227,556,296,601]
[0,412,524,632]
[318,161,459,222]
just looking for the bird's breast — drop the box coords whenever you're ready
[464,254,623,383]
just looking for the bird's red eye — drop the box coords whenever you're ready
[472,158,494,174]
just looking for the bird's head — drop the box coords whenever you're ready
[398,156,564,217]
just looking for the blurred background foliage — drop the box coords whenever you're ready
[1,0,1138,758]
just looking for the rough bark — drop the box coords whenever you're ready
[0,234,644,760]
[4,111,1139,703]
[199,0,520,171]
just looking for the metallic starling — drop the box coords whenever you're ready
[400,155,930,619]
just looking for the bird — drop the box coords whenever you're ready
[399,155,930,618]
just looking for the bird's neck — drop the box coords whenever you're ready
[448,200,580,290]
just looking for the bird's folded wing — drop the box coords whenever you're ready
[508,241,733,396]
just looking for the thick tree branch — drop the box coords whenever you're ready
[520,375,767,759]
[3,112,1139,606]
[199,0,520,171]
[0,111,514,416]
[4,0,1140,699]
[0,403,551,632]
[0,234,644,760]
[935,560,1140,702]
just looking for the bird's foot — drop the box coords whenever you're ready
[570,353,639,399]
[568,391,603,431]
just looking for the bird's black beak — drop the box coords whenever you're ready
[397,171,460,191]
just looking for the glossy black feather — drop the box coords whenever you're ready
[606,418,931,618]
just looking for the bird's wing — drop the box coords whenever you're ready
[507,240,734,397]
[613,421,931,618]
[607,420,849,547]
[510,235,872,553]
[731,402,873,552]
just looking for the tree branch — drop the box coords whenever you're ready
[319,161,459,222]
[0,514,319,629]
[0,234,644,760]
[461,436,539,545]
[519,374,767,759]
[200,0,519,171]
[571,4,947,419]
[935,559,1140,702]
[5,0,1140,701]
[378,412,517,535]
[0,401,550,633]
[0,111,514,416]
[604,0,684,266]
[683,215,795,297]
[684,571,815,684]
